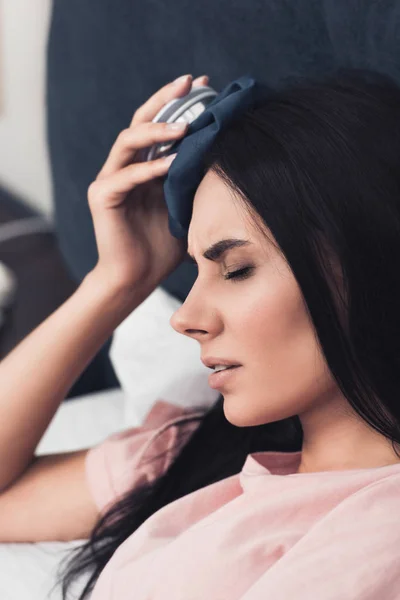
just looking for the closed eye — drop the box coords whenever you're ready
[185,254,254,282]
[224,266,254,282]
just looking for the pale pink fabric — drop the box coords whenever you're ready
[85,400,400,599]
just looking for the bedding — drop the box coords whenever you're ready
[0,285,217,599]
[0,388,125,600]
[109,286,220,426]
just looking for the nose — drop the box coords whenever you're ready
[169,285,216,340]
[170,304,207,340]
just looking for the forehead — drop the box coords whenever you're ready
[187,170,256,247]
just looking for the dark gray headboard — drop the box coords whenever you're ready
[46,0,400,301]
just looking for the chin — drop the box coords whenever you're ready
[222,393,288,428]
[222,395,266,427]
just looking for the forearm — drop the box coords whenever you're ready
[0,270,147,491]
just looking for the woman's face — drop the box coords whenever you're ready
[170,170,337,427]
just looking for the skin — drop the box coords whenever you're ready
[170,170,400,474]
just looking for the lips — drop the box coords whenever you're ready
[201,357,242,369]
[208,365,242,389]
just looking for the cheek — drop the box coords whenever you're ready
[224,273,333,426]
[230,272,305,357]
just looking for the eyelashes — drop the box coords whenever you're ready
[187,261,255,283]
[224,266,254,282]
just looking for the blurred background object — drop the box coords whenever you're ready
[0,258,16,327]
[0,0,116,398]
[0,0,52,213]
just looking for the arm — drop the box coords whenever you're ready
[0,74,199,493]
[0,271,145,493]
[0,74,206,542]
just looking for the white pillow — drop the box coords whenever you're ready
[109,287,220,427]
[0,539,89,600]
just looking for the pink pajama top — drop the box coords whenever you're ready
[85,400,400,599]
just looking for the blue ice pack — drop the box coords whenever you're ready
[163,74,270,239]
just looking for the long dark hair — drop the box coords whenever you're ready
[56,69,400,599]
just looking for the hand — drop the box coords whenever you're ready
[87,74,209,295]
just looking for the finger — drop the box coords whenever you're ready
[89,153,177,209]
[97,121,188,178]
[131,74,209,126]
[192,75,209,87]
[130,74,194,127]
[97,73,209,178]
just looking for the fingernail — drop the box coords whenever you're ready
[164,153,178,165]
[173,74,192,85]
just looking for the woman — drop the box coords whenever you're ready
[0,70,399,599]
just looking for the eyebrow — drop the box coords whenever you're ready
[186,238,252,265]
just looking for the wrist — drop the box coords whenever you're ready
[82,267,152,319]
